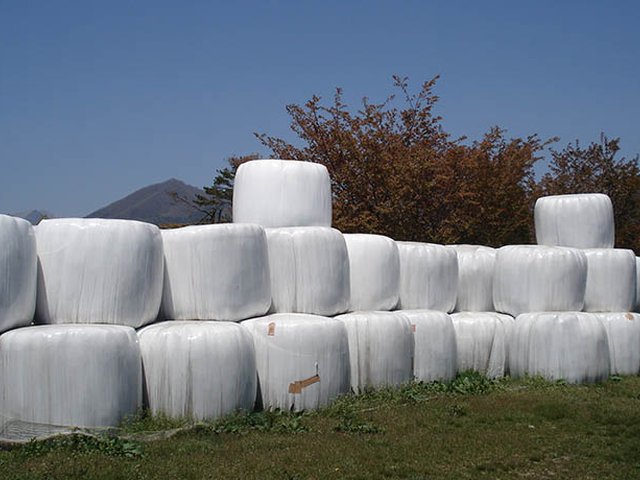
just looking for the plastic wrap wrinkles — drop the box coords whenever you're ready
[493,245,587,317]
[509,312,610,383]
[637,257,640,313]
[0,324,141,427]
[138,321,256,420]
[344,234,399,312]
[233,159,332,227]
[335,311,414,393]
[400,310,457,382]
[266,227,350,316]
[450,245,496,312]
[241,314,350,411]
[161,224,271,321]
[595,313,640,376]
[582,249,636,313]
[0,215,37,334]
[450,312,508,378]
[35,219,164,328]
[535,193,615,248]
[397,242,458,312]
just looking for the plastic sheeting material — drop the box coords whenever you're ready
[450,312,508,378]
[583,249,636,313]
[637,257,640,313]
[400,310,457,382]
[233,159,332,228]
[35,219,164,328]
[594,313,640,376]
[344,234,399,311]
[0,215,37,334]
[138,321,256,420]
[509,312,610,383]
[450,245,496,312]
[266,227,350,316]
[335,311,414,393]
[161,224,271,321]
[535,193,615,248]
[0,324,141,427]
[493,245,587,317]
[397,242,458,312]
[241,314,350,411]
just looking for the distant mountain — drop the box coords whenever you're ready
[86,178,206,226]
[13,209,53,225]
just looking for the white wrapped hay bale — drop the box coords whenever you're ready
[138,321,256,420]
[335,311,414,393]
[493,245,587,317]
[344,234,399,311]
[241,314,350,411]
[0,215,37,334]
[397,242,458,312]
[233,159,332,228]
[266,227,349,316]
[0,324,141,427]
[35,218,164,328]
[535,193,615,248]
[594,313,640,376]
[636,257,640,312]
[400,310,457,382]
[583,249,636,313]
[161,224,271,321]
[510,312,610,383]
[450,245,496,312]
[450,312,508,378]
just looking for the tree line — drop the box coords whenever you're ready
[193,76,640,253]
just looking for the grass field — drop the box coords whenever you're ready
[1,373,639,479]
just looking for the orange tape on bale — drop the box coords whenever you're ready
[288,374,320,394]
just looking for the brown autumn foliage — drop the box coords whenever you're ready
[256,76,550,246]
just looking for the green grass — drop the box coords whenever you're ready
[2,373,640,479]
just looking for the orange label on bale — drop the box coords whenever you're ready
[411,324,416,332]
[288,375,320,394]
[267,322,276,336]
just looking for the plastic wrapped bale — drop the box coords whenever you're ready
[335,311,414,393]
[138,321,256,420]
[510,312,610,383]
[450,312,508,378]
[233,159,332,228]
[266,227,350,316]
[161,224,271,321]
[594,313,640,376]
[0,324,141,427]
[400,310,457,382]
[0,215,37,334]
[582,249,636,313]
[534,193,615,248]
[35,219,164,328]
[241,314,350,411]
[396,242,458,312]
[450,245,496,312]
[493,245,587,317]
[636,257,640,313]
[344,234,399,311]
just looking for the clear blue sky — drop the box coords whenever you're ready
[1,1,639,216]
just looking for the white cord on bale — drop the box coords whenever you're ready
[534,193,615,248]
[266,227,350,316]
[335,311,414,393]
[0,324,141,428]
[583,249,637,313]
[493,245,587,317]
[138,321,257,420]
[344,233,399,312]
[400,310,457,382]
[241,314,350,411]
[0,215,37,334]
[160,224,271,321]
[509,312,610,383]
[396,242,458,313]
[35,218,164,328]
[594,313,640,376]
[449,245,496,312]
[232,159,332,228]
